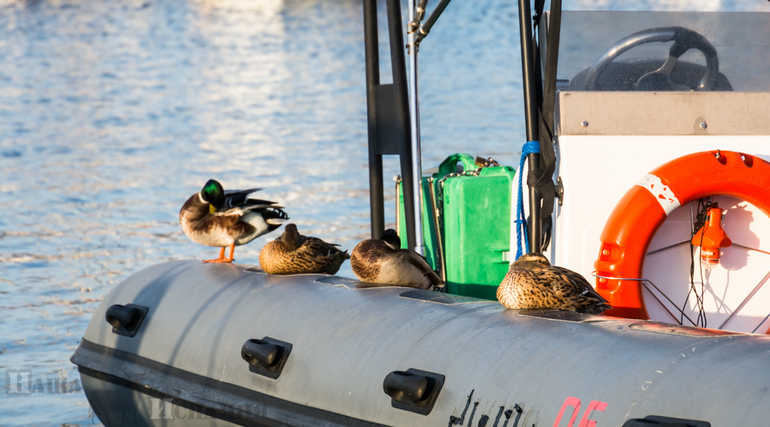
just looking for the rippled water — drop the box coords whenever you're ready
[0,0,763,425]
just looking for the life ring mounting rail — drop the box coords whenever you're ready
[592,272,700,327]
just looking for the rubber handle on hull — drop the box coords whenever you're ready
[241,341,278,368]
[105,304,149,337]
[383,368,445,415]
[106,305,138,330]
[622,415,711,426]
[241,337,293,380]
[384,371,428,403]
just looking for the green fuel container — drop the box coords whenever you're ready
[397,153,515,301]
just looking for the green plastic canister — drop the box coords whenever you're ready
[397,153,515,300]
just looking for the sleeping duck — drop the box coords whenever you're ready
[259,223,349,275]
[179,179,289,263]
[350,229,443,290]
[496,252,611,314]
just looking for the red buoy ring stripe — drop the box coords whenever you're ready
[595,150,770,320]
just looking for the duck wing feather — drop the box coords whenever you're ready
[549,265,611,313]
[403,250,443,288]
[296,238,349,274]
[223,188,262,206]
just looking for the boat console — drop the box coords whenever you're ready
[549,10,770,332]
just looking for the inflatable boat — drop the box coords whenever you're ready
[72,1,770,425]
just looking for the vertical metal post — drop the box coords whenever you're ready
[364,0,385,239]
[407,0,425,255]
[517,0,541,254]
[387,0,417,250]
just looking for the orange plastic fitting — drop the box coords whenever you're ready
[691,205,732,269]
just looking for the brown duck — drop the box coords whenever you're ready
[497,252,611,314]
[350,229,443,290]
[179,179,289,263]
[259,223,349,275]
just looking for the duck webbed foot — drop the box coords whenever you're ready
[203,245,235,263]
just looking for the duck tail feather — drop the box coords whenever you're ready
[239,198,280,209]
[261,207,290,224]
[224,188,263,205]
[585,302,613,314]
[266,218,289,225]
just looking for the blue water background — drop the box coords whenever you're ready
[0,0,765,425]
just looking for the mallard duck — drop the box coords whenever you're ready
[259,223,349,275]
[496,252,611,314]
[350,229,443,290]
[179,179,289,263]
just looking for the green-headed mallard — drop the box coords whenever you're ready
[350,229,443,290]
[496,252,611,314]
[179,179,289,263]
[259,223,349,275]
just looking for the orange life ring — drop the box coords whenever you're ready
[595,150,770,319]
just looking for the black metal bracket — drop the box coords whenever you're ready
[241,337,293,380]
[364,0,417,248]
[413,0,454,46]
[383,368,445,415]
[105,303,149,337]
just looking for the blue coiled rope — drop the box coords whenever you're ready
[516,141,541,259]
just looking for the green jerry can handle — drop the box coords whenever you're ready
[437,153,477,176]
